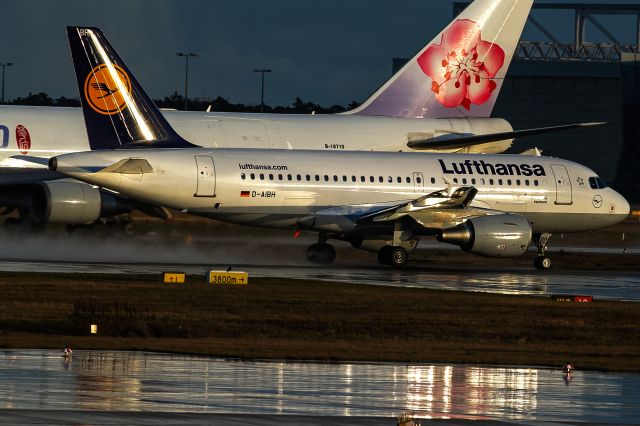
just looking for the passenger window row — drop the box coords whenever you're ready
[240,173,439,185]
[452,177,539,187]
[240,173,540,187]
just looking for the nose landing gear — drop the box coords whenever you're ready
[534,233,552,270]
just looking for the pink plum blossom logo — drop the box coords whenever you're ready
[417,19,505,110]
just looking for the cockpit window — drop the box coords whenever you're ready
[589,176,608,189]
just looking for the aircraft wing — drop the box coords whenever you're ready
[407,122,605,150]
[358,186,478,224]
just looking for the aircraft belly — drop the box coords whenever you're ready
[200,212,301,229]
[197,205,358,232]
[524,212,627,233]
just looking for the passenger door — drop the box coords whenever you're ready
[194,155,216,197]
[550,164,572,205]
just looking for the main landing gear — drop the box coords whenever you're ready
[534,233,552,270]
[306,233,336,265]
[377,246,409,269]
[376,222,415,269]
[65,215,134,236]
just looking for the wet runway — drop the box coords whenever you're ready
[0,350,638,424]
[1,259,639,301]
[0,227,638,304]
[2,231,638,424]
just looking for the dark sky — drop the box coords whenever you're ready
[0,0,638,106]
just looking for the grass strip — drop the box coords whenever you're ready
[0,272,638,372]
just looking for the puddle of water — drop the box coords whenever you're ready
[0,350,638,423]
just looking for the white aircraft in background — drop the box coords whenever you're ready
[0,0,599,228]
[31,26,630,270]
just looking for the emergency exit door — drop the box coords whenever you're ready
[550,164,572,205]
[194,155,216,197]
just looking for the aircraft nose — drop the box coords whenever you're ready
[619,192,631,218]
[610,189,631,221]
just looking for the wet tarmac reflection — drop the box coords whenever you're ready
[0,260,639,301]
[0,350,638,423]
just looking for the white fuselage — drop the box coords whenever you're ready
[0,106,513,168]
[54,149,630,235]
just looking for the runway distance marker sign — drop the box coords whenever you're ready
[208,271,248,285]
[162,272,186,284]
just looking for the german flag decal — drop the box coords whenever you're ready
[240,191,250,197]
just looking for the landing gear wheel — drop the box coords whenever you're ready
[389,246,409,269]
[534,256,551,270]
[377,246,410,268]
[306,243,336,265]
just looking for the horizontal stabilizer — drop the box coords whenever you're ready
[0,167,64,185]
[407,122,605,150]
[10,155,51,166]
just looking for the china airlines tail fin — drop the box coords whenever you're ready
[346,0,533,118]
[66,26,195,150]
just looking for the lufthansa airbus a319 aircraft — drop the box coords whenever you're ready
[0,0,599,228]
[30,26,630,270]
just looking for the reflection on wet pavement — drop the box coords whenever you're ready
[0,350,638,423]
[0,260,639,301]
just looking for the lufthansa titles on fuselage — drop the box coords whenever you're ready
[438,159,546,177]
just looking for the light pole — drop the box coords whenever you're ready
[176,52,198,110]
[1,62,12,104]
[253,68,272,112]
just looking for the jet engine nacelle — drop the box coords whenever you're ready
[31,181,132,224]
[437,213,532,257]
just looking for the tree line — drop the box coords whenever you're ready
[3,91,361,114]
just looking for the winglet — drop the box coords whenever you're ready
[67,26,196,150]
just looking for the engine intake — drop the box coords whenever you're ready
[438,214,532,257]
[32,181,132,224]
